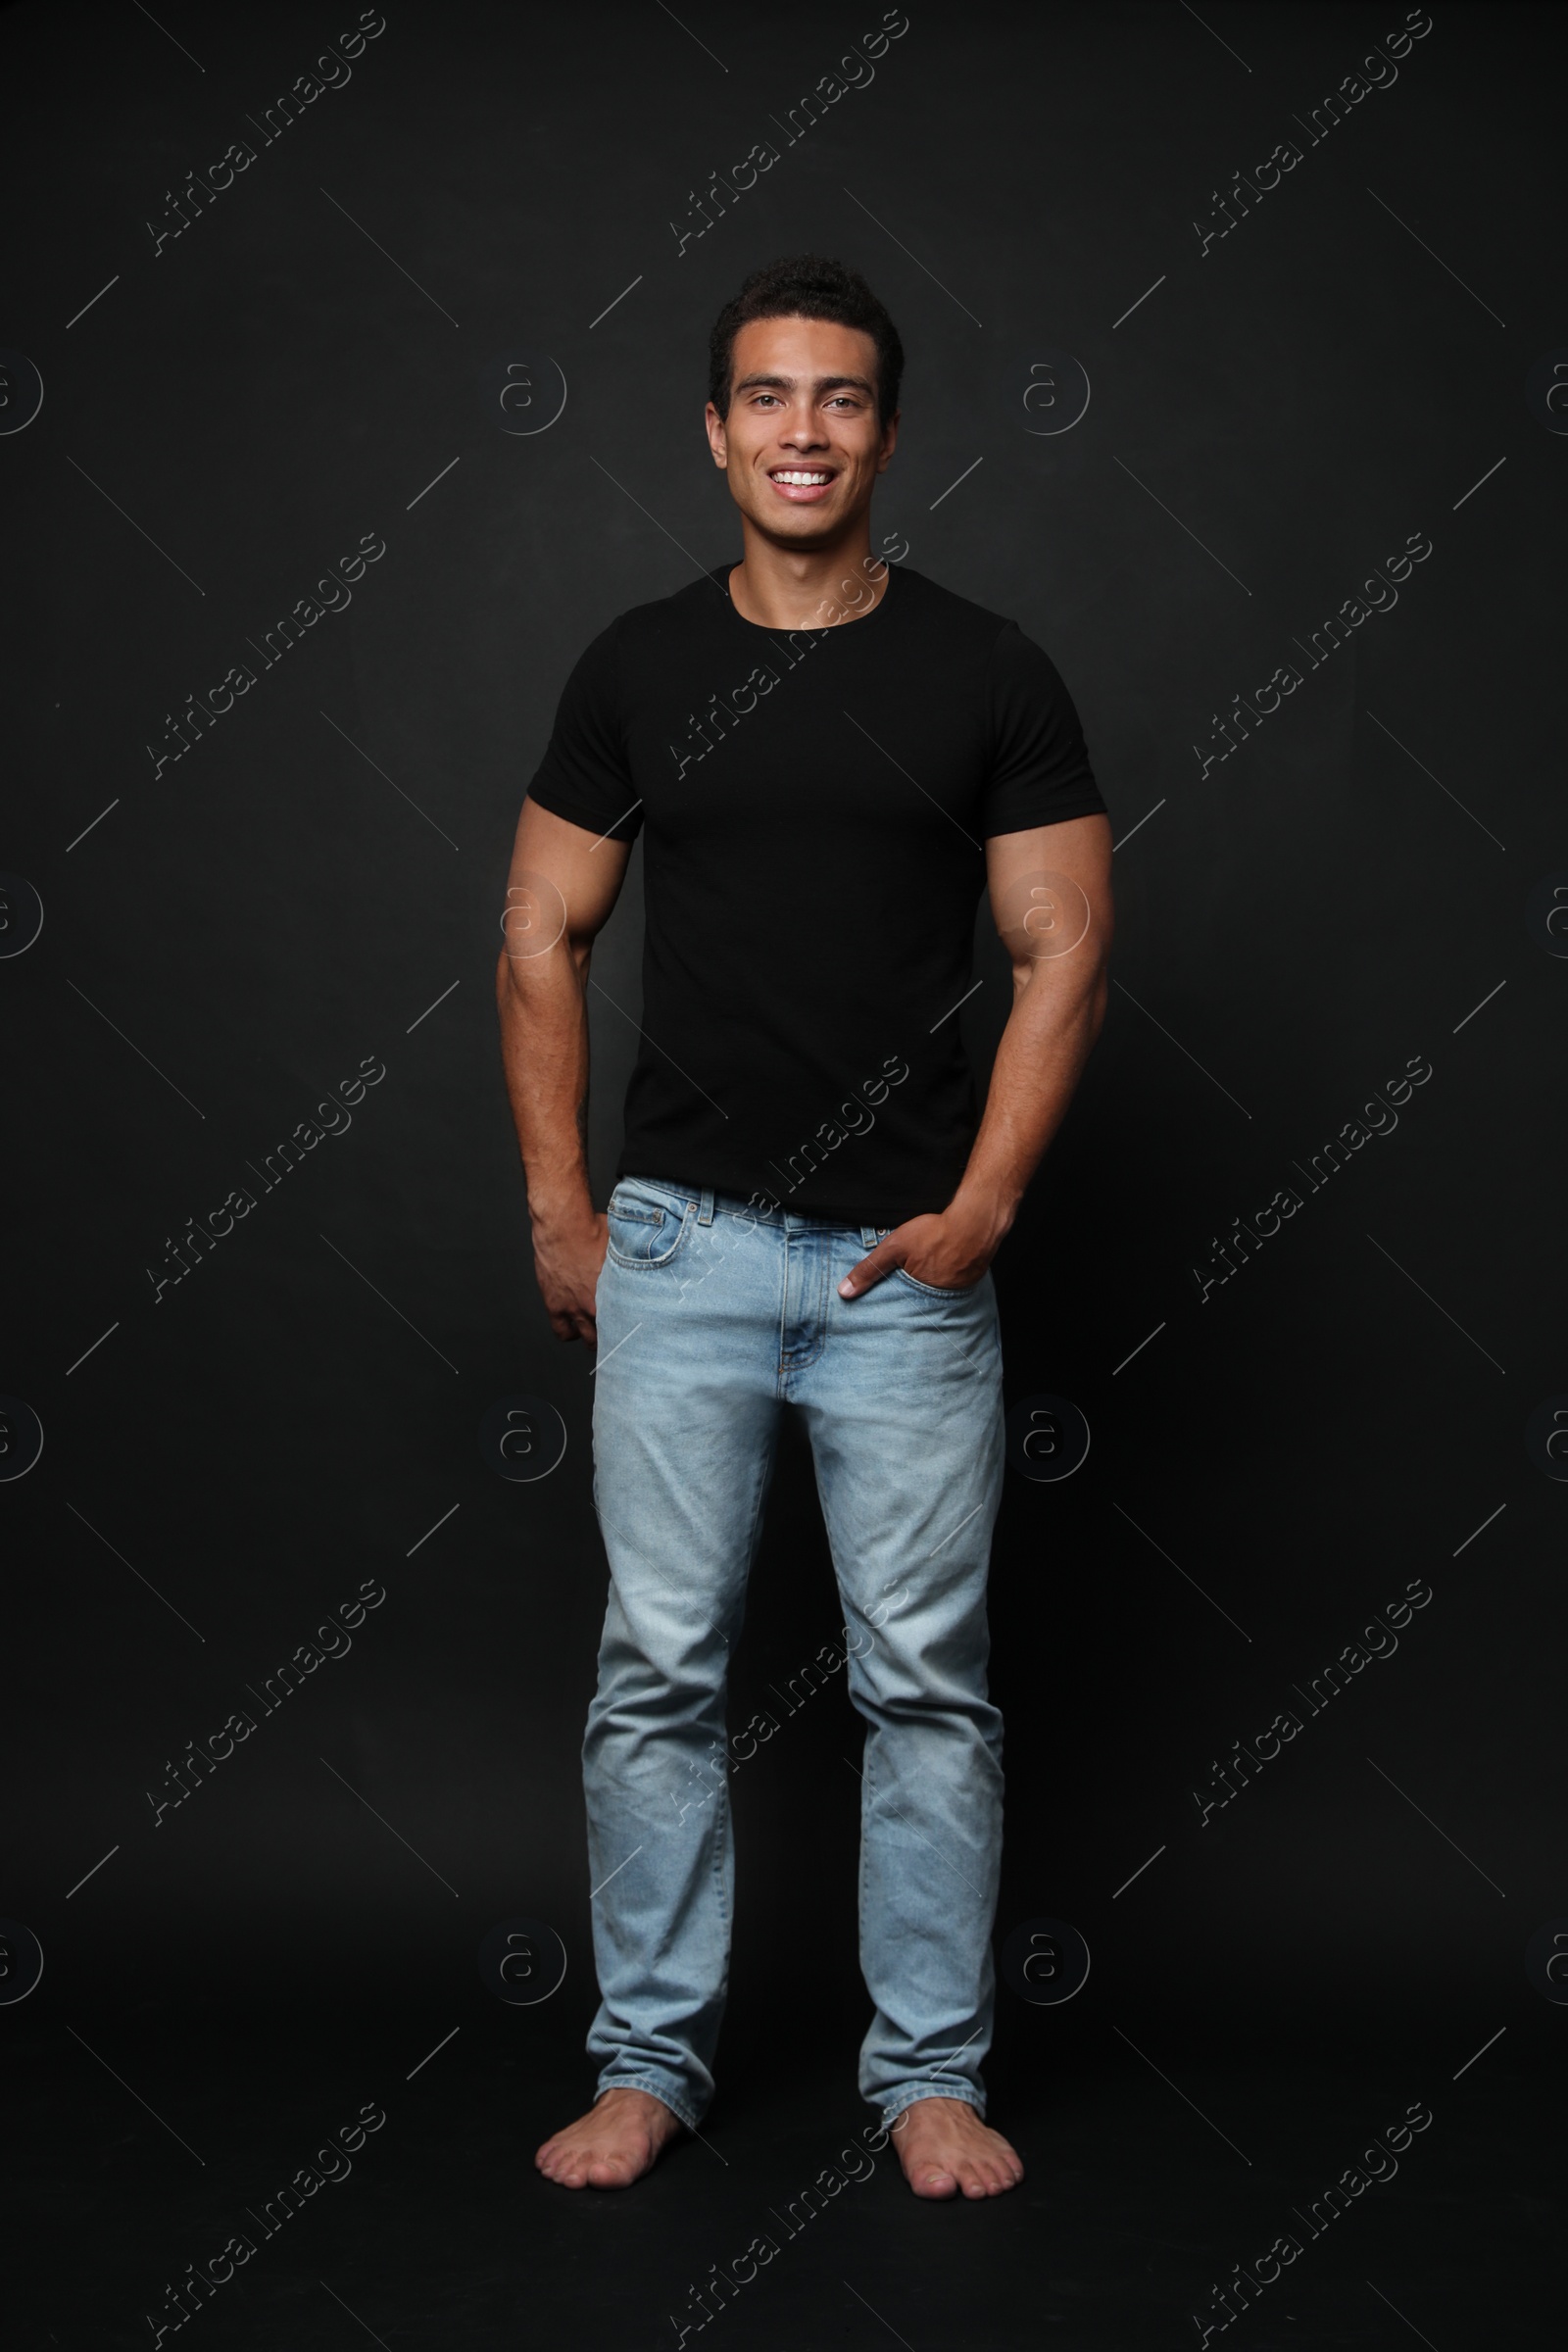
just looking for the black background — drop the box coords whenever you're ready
[4,1,1564,2344]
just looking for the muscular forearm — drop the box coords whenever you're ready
[494,945,595,1222]
[948,956,1108,1245]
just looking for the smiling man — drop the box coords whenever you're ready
[497,254,1113,2201]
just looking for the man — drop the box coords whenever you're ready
[496,254,1113,2201]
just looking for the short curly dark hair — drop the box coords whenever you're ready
[708,254,905,429]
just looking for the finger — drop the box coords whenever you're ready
[839,1250,893,1298]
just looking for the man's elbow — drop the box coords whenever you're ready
[496,944,532,1017]
[497,931,591,1011]
[1010,930,1109,1028]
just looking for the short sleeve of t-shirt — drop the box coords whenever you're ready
[524,618,645,842]
[979,620,1107,838]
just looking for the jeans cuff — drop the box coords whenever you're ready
[594,2070,705,2133]
[875,2081,987,2129]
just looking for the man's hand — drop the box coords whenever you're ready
[532,1204,609,1343]
[839,1202,1004,1299]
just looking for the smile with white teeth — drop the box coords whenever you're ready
[770,469,833,484]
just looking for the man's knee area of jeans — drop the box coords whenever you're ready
[851,1593,991,1677]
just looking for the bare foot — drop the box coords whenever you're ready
[534,2086,685,2189]
[891,2096,1024,2200]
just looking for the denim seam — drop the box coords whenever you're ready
[605,1199,695,1271]
[892,1265,987,1299]
[710,1772,730,1941]
[779,1228,842,1380]
[711,1411,777,1942]
[615,1178,698,1207]
[859,1733,874,1991]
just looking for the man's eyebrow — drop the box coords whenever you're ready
[731,371,876,396]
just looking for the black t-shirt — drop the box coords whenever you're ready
[524,560,1108,1225]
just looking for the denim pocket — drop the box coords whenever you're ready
[605,1179,693,1269]
[892,1264,988,1298]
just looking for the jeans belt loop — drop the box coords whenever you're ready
[698,1188,715,1227]
[859,1222,881,1251]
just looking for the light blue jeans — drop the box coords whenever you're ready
[583,1175,1005,2132]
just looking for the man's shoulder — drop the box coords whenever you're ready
[548,569,725,701]
[603,565,728,644]
[893,564,1013,649]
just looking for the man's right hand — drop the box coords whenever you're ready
[531,1206,610,1345]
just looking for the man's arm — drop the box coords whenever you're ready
[840,810,1113,1297]
[495,797,632,1343]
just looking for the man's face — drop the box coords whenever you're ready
[705,314,897,543]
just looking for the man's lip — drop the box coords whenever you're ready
[766,466,838,478]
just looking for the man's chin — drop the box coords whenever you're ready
[739,503,854,553]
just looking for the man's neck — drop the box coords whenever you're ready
[725,523,890,630]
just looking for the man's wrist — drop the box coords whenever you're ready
[943,1181,1018,1255]
[526,1177,599,1233]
